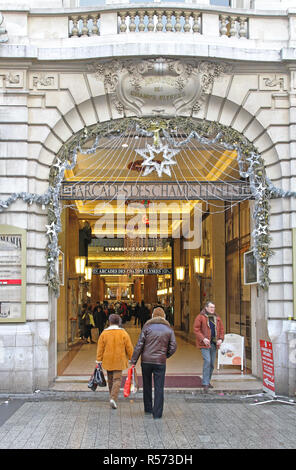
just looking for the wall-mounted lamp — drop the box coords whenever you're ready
[75,256,86,275]
[176,266,185,282]
[194,255,210,285]
[84,266,92,281]
[194,256,206,275]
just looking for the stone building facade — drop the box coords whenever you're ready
[0,0,296,395]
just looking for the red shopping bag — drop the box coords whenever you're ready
[123,365,135,398]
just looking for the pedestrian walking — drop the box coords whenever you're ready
[193,301,224,390]
[139,300,149,329]
[96,313,134,410]
[133,302,140,326]
[131,306,177,420]
[93,302,106,336]
[82,305,95,344]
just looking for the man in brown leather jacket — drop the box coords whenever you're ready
[193,301,224,390]
[131,307,177,419]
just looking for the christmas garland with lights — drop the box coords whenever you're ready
[1,117,295,295]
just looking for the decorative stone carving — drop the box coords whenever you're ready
[2,70,25,88]
[88,57,225,117]
[259,74,288,91]
[0,13,8,43]
[29,73,58,90]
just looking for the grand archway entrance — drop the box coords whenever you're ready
[53,117,268,386]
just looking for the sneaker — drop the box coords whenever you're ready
[110,399,117,409]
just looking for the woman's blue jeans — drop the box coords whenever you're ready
[201,343,216,386]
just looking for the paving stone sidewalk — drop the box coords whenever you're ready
[0,391,295,450]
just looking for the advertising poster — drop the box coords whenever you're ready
[218,333,244,371]
[0,227,26,322]
[259,340,275,396]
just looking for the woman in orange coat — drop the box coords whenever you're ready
[96,314,134,409]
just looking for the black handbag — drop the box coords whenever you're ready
[94,364,107,387]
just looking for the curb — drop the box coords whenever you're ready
[0,388,265,402]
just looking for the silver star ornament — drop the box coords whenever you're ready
[136,142,179,178]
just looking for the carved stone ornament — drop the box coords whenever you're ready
[29,72,58,90]
[88,57,225,117]
[0,13,8,43]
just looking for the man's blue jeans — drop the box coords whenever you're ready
[201,343,217,386]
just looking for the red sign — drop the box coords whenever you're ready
[0,279,22,285]
[259,340,275,395]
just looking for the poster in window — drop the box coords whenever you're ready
[0,226,26,322]
[244,249,259,285]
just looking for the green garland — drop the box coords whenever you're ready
[50,117,274,292]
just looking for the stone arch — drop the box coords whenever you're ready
[30,88,291,317]
[37,94,283,179]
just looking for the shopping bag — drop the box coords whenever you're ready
[130,366,138,394]
[88,369,98,391]
[94,364,107,387]
[123,365,136,397]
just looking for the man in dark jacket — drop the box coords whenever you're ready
[131,307,177,419]
[93,302,106,337]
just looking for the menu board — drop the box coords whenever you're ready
[0,226,26,322]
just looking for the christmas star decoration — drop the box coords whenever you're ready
[135,142,179,178]
[255,182,267,197]
[254,225,268,236]
[45,222,56,236]
[53,157,64,170]
[246,153,259,169]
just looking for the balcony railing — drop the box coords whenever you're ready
[2,4,295,45]
[68,8,249,39]
[69,10,203,37]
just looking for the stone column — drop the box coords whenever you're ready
[210,202,226,326]
[173,238,182,329]
[57,207,68,352]
[134,277,142,303]
[91,274,99,303]
[144,275,158,304]
[98,277,105,302]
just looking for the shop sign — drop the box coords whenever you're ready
[103,246,156,252]
[259,339,275,396]
[93,268,171,275]
[0,225,26,322]
[60,181,253,201]
[217,334,245,371]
